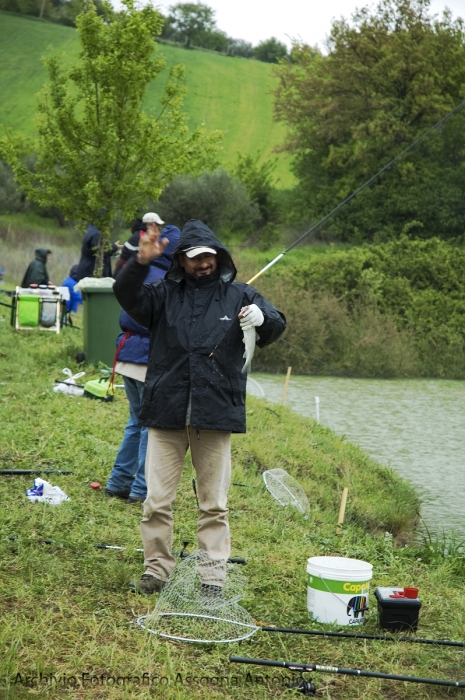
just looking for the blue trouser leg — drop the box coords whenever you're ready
[106,375,147,498]
[129,414,148,499]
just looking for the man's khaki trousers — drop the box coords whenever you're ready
[141,426,231,585]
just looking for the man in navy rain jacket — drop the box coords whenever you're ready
[114,219,286,595]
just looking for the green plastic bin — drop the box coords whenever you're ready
[80,282,122,367]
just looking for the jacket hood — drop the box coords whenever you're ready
[131,218,143,235]
[35,248,51,263]
[167,220,236,283]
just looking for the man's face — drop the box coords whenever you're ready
[179,253,217,278]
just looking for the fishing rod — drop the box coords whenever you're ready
[6,536,247,564]
[230,656,465,695]
[262,625,465,649]
[179,539,247,565]
[246,98,465,285]
[0,469,73,475]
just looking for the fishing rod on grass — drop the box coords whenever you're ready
[0,469,73,475]
[230,655,465,696]
[246,98,465,286]
[179,540,247,565]
[262,625,465,649]
[5,536,247,564]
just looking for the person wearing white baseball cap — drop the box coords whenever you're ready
[114,219,286,595]
[114,212,166,276]
[142,212,165,226]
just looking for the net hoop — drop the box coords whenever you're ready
[262,468,309,516]
[136,613,259,644]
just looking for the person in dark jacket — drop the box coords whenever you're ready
[21,248,51,287]
[104,224,180,504]
[113,211,165,278]
[75,225,122,281]
[113,219,286,595]
[61,264,83,314]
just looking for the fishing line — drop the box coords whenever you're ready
[246,98,465,285]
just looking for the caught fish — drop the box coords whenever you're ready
[242,326,256,373]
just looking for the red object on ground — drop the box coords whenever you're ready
[90,482,101,490]
[404,587,419,599]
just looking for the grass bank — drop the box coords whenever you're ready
[2,319,465,699]
[0,12,294,187]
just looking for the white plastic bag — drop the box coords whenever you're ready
[26,478,70,505]
[53,368,85,396]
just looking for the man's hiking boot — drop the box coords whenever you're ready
[105,488,130,500]
[126,496,145,504]
[129,574,165,595]
[200,583,223,599]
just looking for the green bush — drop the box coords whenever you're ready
[0,159,27,213]
[255,237,465,378]
[254,37,287,63]
[252,283,419,378]
[156,169,260,238]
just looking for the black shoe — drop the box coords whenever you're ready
[200,583,223,599]
[104,488,130,500]
[129,574,165,595]
[127,496,145,504]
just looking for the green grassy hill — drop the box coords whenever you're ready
[0,12,294,186]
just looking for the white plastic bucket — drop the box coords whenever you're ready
[307,556,372,626]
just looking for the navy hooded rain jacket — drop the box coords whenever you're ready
[113,220,286,433]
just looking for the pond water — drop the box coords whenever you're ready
[247,374,465,536]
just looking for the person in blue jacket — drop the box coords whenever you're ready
[61,265,83,314]
[105,217,180,504]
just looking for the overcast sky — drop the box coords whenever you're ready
[122,0,465,50]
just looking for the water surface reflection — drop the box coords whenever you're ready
[249,375,464,535]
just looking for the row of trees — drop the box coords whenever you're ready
[161,4,288,62]
[0,0,289,63]
[0,0,105,27]
[273,0,465,243]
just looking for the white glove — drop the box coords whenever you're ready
[239,304,264,330]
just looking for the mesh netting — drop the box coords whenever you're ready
[136,550,259,643]
[262,468,310,517]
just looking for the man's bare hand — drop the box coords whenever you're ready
[137,224,169,265]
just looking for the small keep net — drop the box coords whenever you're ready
[136,550,259,644]
[262,468,310,517]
